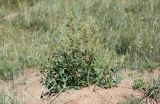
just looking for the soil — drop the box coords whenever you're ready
[0,68,160,104]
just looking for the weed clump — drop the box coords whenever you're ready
[144,78,160,102]
[41,46,119,97]
[131,77,160,103]
[132,79,145,90]
[40,18,120,97]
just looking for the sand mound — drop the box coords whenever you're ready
[1,68,159,104]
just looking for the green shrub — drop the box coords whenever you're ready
[41,47,120,97]
[40,18,120,97]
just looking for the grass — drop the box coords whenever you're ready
[122,77,160,104]
[130,77,160,103]
[0,94,19,104]
[120,97,144,104]
[144,77,160,102]
[0,87,19,104]
[0,0,159,95]
[132,79,145,90]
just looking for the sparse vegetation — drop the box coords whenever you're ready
[131,77,160,103]
[0,92,18,104]
[120,97,144,104]
[144,77,160,102]
[132,79,145,90]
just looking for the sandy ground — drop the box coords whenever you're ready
[0,68,160,104]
